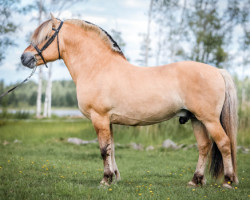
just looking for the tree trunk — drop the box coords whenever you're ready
[145,0,153,66]
[36,67,43,118]
[36,0,43,118]
[48,63,52,118]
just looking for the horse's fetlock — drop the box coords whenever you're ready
[192,172,204,185]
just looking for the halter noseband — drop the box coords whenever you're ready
[32,20,64,68]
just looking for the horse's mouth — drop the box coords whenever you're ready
[21,52,37,69]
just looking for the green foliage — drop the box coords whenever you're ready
[152,0,246,67]
[0,120,250,199]
[0,0,21,64]
[0,80,77,109]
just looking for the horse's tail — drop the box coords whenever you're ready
[209,69,238,182]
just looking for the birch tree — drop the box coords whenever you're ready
[137,0,153,66]
[41,0,84,118]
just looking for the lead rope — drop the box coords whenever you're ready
[0,65,38,99]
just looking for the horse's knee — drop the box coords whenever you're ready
[198,141,212,155]
[217,137,231,156]
[100,144,111,159]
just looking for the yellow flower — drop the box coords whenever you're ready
[60,175,65,178]
[138,193,142,196]
[19,171,22,174]
[235,187,238,189]
[147,171,150,173]
[150,191,153,193]
[204,196,207,198]
[192,189,196,191]
[46,168,48,171]
[31,161,34,164]
[227,181,231,184]
[8,160,10,163]
[218,186,221,188]
[0,166,2,169]
[109,188,112,191]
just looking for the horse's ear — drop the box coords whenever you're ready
[50,13,57,27]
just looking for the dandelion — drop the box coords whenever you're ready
[227,181,231,185]
[204,196,207,198]
[19,171,22,174]
[0,166,2,169]
[138,193,142,196]
[60,175,65,178]
[109,188,112,191]
[8,160,10,163]
[179,174,183,176]
[248,194,250,197]
[46,160,49,162]
[31,161,34,164]
[147,171,150,173]
[167,198,170,200]
[235,187,238,189]
[46,168,48,171]
[149,184,152,187]
[218,186,221,188]
[192,189,196,191]
[150,191,153,193]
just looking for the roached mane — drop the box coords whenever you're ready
[31,19,125,58]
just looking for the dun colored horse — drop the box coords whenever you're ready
[21,14,238,188]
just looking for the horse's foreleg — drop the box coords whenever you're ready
[93,117,114,186]
[188,119,211,187]
[110,125,121,181]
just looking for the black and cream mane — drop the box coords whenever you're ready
[31,18,125,57]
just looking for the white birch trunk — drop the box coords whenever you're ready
[36,67,43,118]
[36,0,43,118]
[145,0,153,66]
[48,63,52,118]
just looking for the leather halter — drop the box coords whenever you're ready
[32,20,63,68]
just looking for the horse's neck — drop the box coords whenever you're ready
[61,30,128,83]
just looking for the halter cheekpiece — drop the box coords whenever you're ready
[32,20,64,68]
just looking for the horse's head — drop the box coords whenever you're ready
[21,13,63,68]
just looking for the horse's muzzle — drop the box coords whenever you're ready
[21,52,36,69]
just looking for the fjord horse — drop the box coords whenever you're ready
[21,14,238,188]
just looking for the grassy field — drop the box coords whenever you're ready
[0,119,250,200]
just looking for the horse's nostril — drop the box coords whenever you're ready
[21,54,24,61]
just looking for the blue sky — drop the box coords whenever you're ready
[1,0,249,85]
[0,0,151,84]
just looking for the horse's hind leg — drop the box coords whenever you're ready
[204,120,234,188]
[110,125,121,181]
[188,119,211,187]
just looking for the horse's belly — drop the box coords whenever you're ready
[110,112,176,126]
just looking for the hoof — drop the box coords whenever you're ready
[100,180,110,187]
[234,176,239,185]
[222,183,232,189]
[187,181,198,187]
[115,171,121,182]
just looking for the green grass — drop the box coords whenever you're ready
[0,119,250,200]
